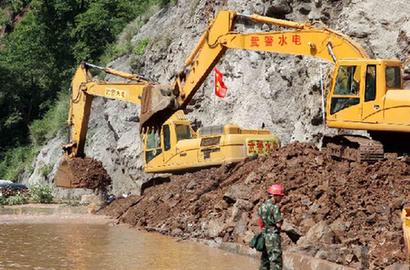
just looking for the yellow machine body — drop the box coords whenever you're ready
[144,111,279,173]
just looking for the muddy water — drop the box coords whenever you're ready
[0,222,258,270]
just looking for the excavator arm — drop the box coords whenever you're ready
[56,63,179,188]
[140,10,369,130]
[64,62,160,158]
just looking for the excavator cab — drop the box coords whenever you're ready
[143,110,195,171]
[326,59,407,132]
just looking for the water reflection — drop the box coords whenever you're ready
[0,223,258,270]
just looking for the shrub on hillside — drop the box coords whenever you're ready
[6,192,28,205]
[30,184,53,203]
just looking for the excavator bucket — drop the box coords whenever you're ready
[54,157,111,189]
[140,84,178,132]
[54,159,79,188]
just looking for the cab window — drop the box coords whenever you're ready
[385,66,401,89]
[175,125,191,141]
[331,65,361,114]
[163,125,171,151]
[365,65,376,101]
[145,130,162,162]
[334,65,361,96]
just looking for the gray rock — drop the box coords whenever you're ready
[207,219,225,238]
[223,185,252,203]
[297,221,335,245]
[265,0,292,16]
[244,171,259,185]
[282,220,302,243]
[384,263,410,270]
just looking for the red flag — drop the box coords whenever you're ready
[214,67,228,98]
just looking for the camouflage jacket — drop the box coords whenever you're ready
[258,199,282,232]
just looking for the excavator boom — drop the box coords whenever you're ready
[140,10,370,130]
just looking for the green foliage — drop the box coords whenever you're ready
[71,1,118,61]
[29,184,53,203]
[99,3,160,63]
[0,146,38,181]
[133,38,150,56]
[0,8,11,27]
[6,0,31,13]
[30,91,69,146]
[0,185,53,205]
[0,194,5,206]
[5,192,28,205]
[39,165,54,178]
[0,90,67,180]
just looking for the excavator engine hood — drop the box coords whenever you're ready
[140,84,178,132]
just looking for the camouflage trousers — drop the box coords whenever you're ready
[259,230,282,270]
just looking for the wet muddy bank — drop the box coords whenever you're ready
[0,204,260,270]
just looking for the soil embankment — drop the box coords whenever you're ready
[60,157,111,190]
[100,143,410,269]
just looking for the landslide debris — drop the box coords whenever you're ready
[100,142,410,269]
[60,157,111,190]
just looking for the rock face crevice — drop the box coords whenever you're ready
[26,0,410,197]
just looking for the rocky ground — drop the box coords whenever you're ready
[100,143,410,269]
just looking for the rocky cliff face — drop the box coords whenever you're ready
[25,0,410,198]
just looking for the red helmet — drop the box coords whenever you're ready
[267,184,285,196]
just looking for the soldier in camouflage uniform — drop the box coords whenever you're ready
[258,183,285,270]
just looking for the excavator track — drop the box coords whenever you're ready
[323,135,384,163]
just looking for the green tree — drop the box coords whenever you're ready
[0,0,171,179]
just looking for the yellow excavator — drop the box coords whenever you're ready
[140,10,408,162]
[55,63,279,187]
[56,10,409,187]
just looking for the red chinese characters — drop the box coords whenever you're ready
[250,36,260,47]
[278,34,287,46]
[256,140,264,153]
[264,36,274,47]
[265,141,272,152]
[292,34,301,45]
[247,141,256,154]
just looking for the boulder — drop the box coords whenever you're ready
[297,221,336,245]
[265,0,292,16]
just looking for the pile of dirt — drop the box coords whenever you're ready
[100,142,410,269]
[63,157,111,190]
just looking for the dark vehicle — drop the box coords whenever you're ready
[0,180,28,196]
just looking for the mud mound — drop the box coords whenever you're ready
[64,157,111,190]
[101,142,409,269]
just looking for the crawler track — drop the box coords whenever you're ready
[323,135,384,162]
